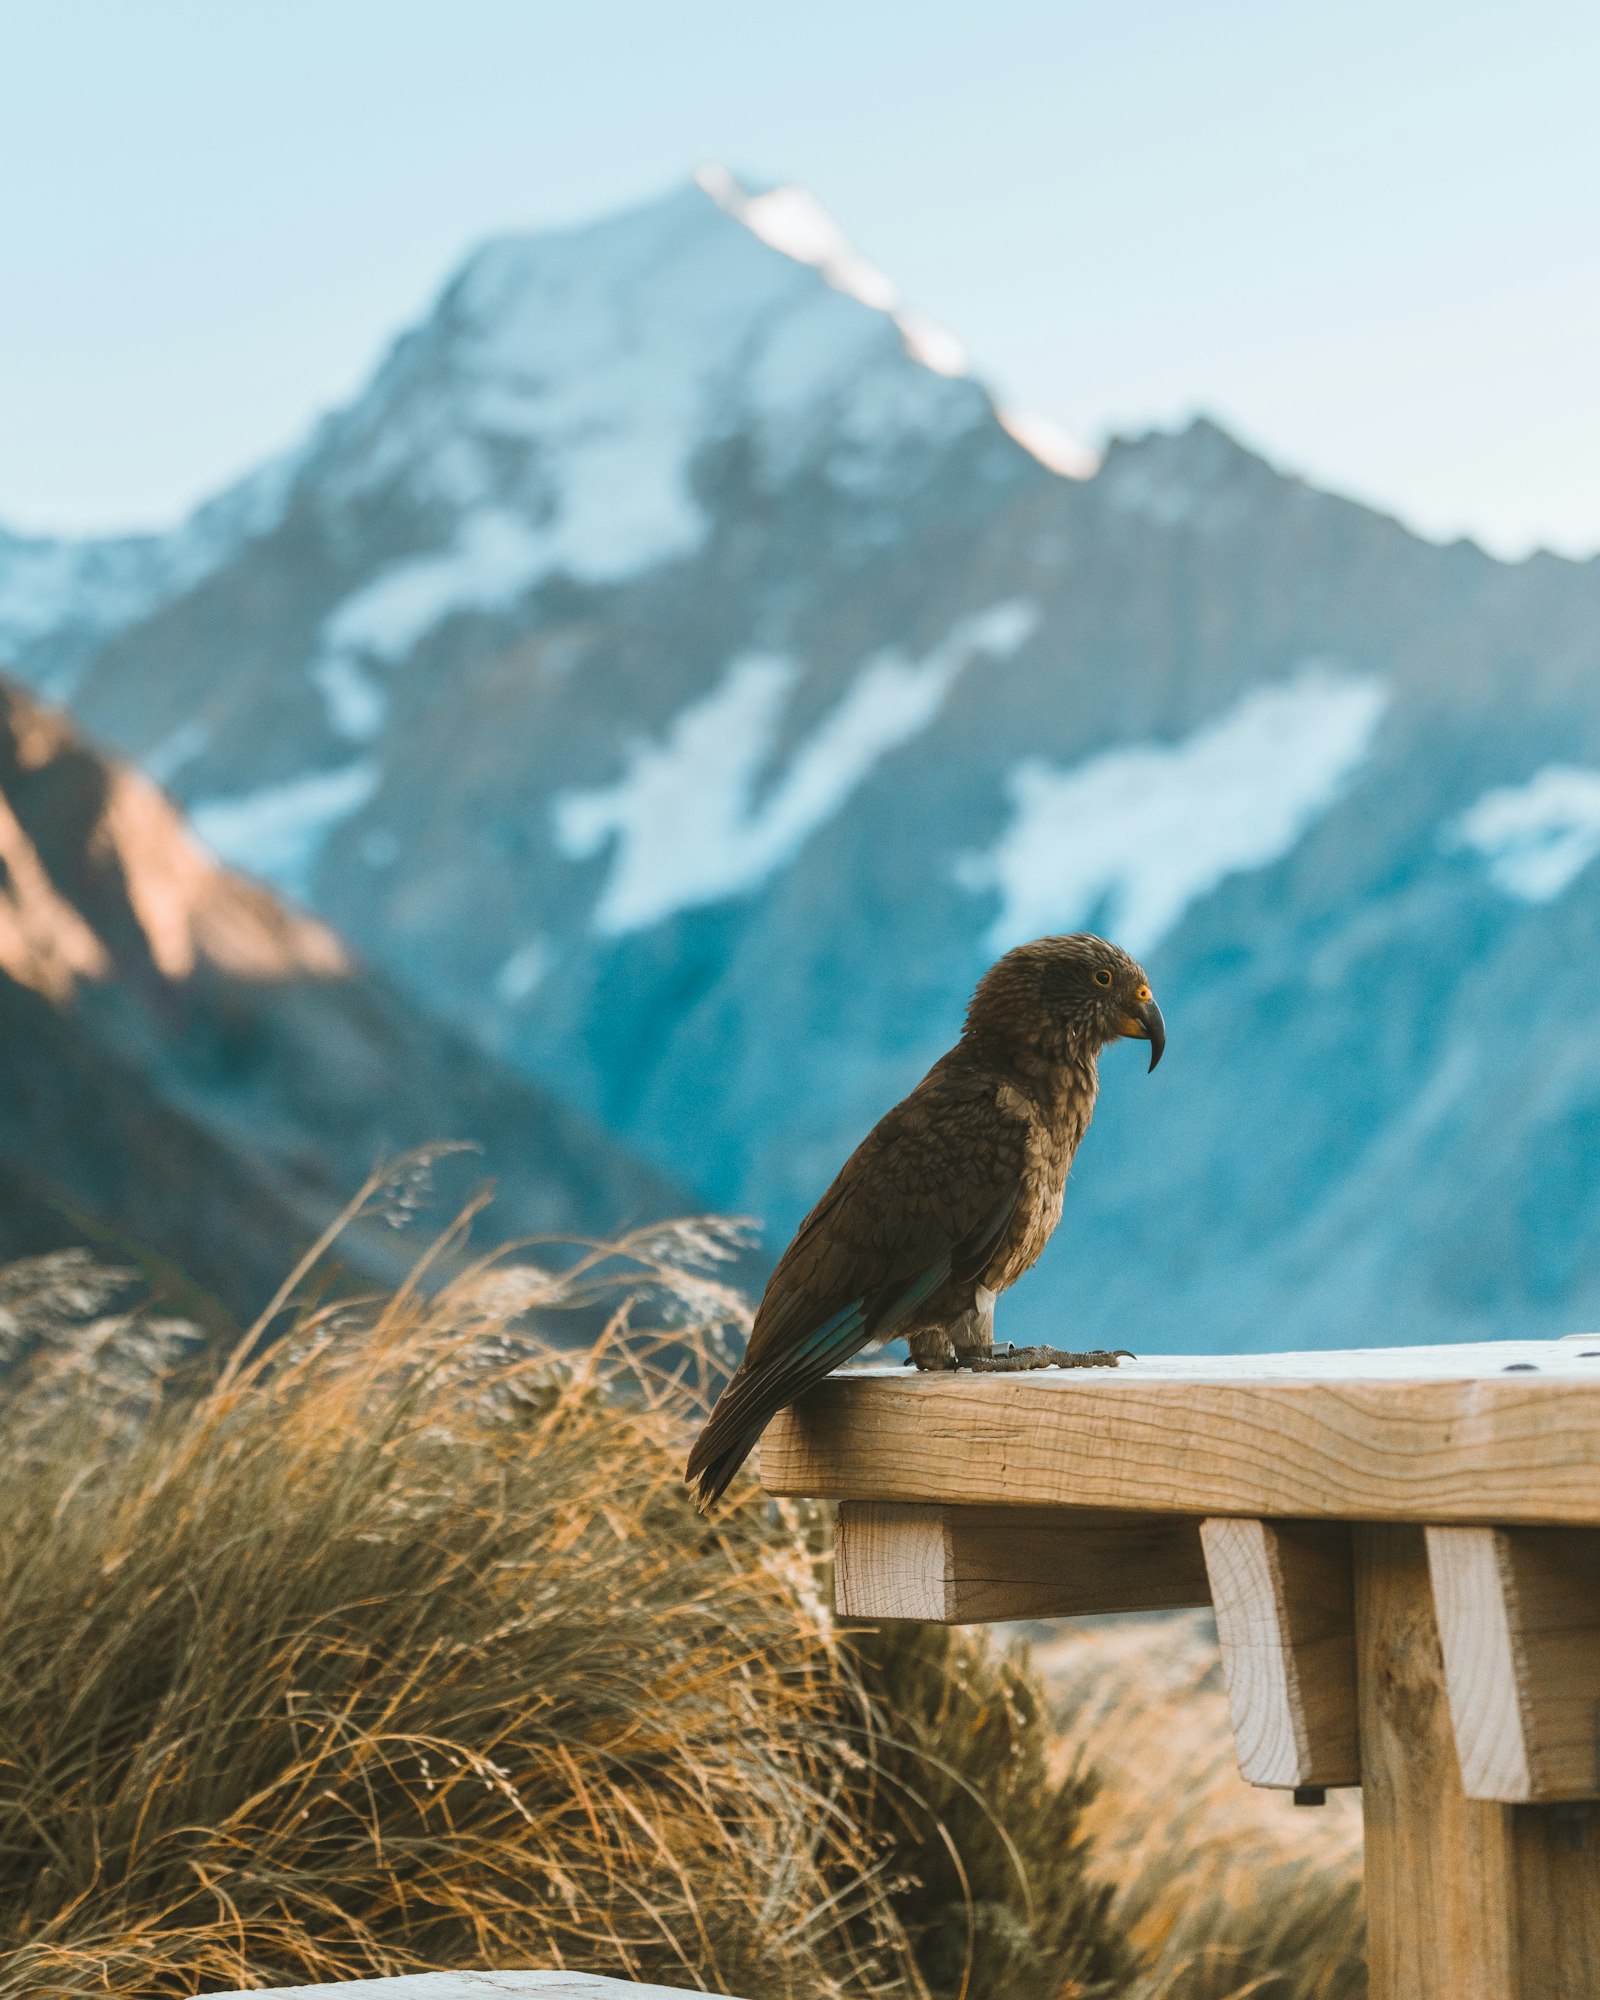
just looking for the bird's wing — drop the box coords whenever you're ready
[686,1059,1029,1503]
[747,1068,1026,1368]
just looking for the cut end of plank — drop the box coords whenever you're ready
[1426,1525,1600,1803]
[1202,1518,1359,1790]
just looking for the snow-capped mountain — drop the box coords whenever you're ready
[10,169,1600,1351]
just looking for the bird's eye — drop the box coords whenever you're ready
[1094,968,1113,988]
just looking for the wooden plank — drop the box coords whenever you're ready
[1427,1526,1600,1801]
[1201,1519,1358,1788]
[834,1501,1209,1622]
[760,1363,1600,1525]
[1355,1524,1600,1999]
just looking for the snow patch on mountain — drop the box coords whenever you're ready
[1450,766,1600,902]
[998,407,1097,478]
[555,601,1038,936]
[960,665,1388,955]
[698,163,971,383]
[309,510,569,738]
[495,937,556,1006]
[698,166,901,312]
[553,650,792,934]
[191,762,379,902]
[326,511,550,662]
[311,653,388,743]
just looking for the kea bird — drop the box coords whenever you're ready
[686,934,1164,1509]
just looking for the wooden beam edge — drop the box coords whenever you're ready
[761,1374,1600,1526]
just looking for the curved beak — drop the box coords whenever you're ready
[1126,997,1165,1072]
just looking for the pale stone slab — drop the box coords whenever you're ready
[209,1971,728,1998]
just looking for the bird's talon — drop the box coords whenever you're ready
[956,1344,1132,1373]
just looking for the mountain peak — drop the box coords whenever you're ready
[695,164,970,379]
[425,168,971,390]
[1,174,1091,694]
[696,166,897,304]
[1093,414,1287,530]
[291,172,1002,659]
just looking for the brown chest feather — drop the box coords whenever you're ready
[982,1075,1093,1294]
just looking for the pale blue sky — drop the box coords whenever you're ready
[2,0,1597,556]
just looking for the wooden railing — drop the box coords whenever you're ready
[761,1338,1600,2000]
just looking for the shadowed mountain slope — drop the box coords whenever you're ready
[0,683,681,1321]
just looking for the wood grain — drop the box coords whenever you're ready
[769,1351,1600,1991]
[834,1502,1210,1622]
[761,1369,1600,1524]
[1357,1523,1518,1998]
[1509,1802,1600,1994]
[1427,1526,1600,1801]
[1355,1525,1600,1999]
[1202,1519,1357,1788]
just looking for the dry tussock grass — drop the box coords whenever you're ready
[0,1159,1368,1999]
[0,1165,1130,1999]
[1041,1615,1365,2000]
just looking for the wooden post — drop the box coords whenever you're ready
[1356,1523,1517,1997]
[1201,1518,1358,1788]
[1355,1523,1600,1999]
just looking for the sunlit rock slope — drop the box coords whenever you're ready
[0,683,680,1321]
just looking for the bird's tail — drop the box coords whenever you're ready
[685,1290,895,1509]
[684,1368,764,1504]
[684,1360,781,1512]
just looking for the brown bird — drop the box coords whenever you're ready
[686,934,1165,1509]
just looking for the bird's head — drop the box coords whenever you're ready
[965,934,1166,1073]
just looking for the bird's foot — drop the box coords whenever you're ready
[958,1343,1134,1373]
